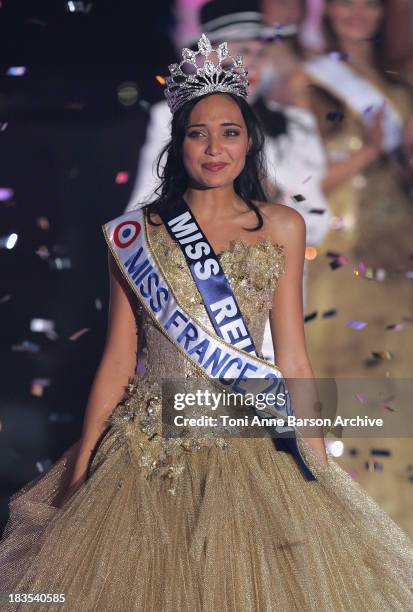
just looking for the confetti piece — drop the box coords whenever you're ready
[31,378,51,397]
[0,188,14,201]
[405,271,413,279]
[329,256,347,270]
[35,245,50,259]
[371,351,393,360]
[138,100,150,111]
[0,233,18,249]
[36,458,53,473]
[36,216,50,230]
[115,171,129,184]
[292,194,305,202]
[365,460,383,471]
[348,447,359,456]
[379,404,396,412]
[326,111,344,123]
[0,122,8,131]
[386,323,404,331]
[347,320,368,330]
[326,250,341,258]
[6,66,26,76]
[0,294,12,304]
[355,393,367,403]
[49,412,73,424]
[49,257,72,270]
[11,340,40,352]
[65,1,93,14]
[69,327,90,341]
[302,176,312,184]
[156,75,166,85]
[309,208,326,214]
[305,246,317,260]
[370,449,391,457]
[358,261,367,274]
[26,17,48,26]
[322,308,337,318]
[375,268,386,281]
[95,298,102,310]
[304,311,317,323]
[30,318,55,333]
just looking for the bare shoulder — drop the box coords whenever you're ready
[253,201,306,244]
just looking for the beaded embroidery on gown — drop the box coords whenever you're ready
[0,219,412,612]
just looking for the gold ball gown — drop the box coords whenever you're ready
[0,218,412,611]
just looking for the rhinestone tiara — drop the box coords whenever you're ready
[164,33,249,114]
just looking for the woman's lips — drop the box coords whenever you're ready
[202,162,228,172]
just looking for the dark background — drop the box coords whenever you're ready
[0,0,175,528]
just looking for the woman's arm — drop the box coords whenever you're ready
[55,250,139,506]
[267,205,328,464]
[287,70,384,193]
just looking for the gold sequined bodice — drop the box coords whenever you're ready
[141,218,286,381]
[103,217,286,495]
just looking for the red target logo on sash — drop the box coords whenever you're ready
[113,221,141,248]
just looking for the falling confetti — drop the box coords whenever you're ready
[386,323,404,331]
[49,412,74,424]
[0,188,14,201]
[156,75,166,85]
[69,327,90,341]
[370,449,391,457]
[304,311,317,323]
[30,318,55,333]
[0,233,18,249]
[347,320,368,330]
[6,66,26,76]
[302,176,312,184]
[35,245,50,259]
[365,460,383,471]
[322,309,337,318]
[11,340,40,353]
[371,351,393,360]
[115,171,129,184]
[31,378,52,397]
[95,298,102,310]
[36,216,50,230]
[292,194,305,202]
[355,392,367,404]
[0,294,12,304]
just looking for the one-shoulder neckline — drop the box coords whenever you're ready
[144,212,285,259]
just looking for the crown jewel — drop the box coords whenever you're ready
[164,34,249,114]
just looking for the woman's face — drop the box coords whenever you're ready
[182,94,250,191]
[327,0,384,43]
[261,0,305,26]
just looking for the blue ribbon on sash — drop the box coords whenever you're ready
[159,198,316,481]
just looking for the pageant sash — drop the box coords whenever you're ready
[304,56,404,153]
[159,198,258,355]
[102,208,316,481]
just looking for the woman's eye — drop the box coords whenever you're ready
[187,130,205,138]
[224,129,240,137]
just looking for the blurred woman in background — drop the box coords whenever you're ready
[295,0,413,379]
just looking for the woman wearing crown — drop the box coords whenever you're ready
[0,34,412,612]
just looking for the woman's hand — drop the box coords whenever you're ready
[363,106,385,161]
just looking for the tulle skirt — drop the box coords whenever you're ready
[0,419,412,611]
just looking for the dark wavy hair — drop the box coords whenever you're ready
[144,92,269,232]
[323,0,391,77]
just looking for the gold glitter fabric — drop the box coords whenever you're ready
[0,220,413,611]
